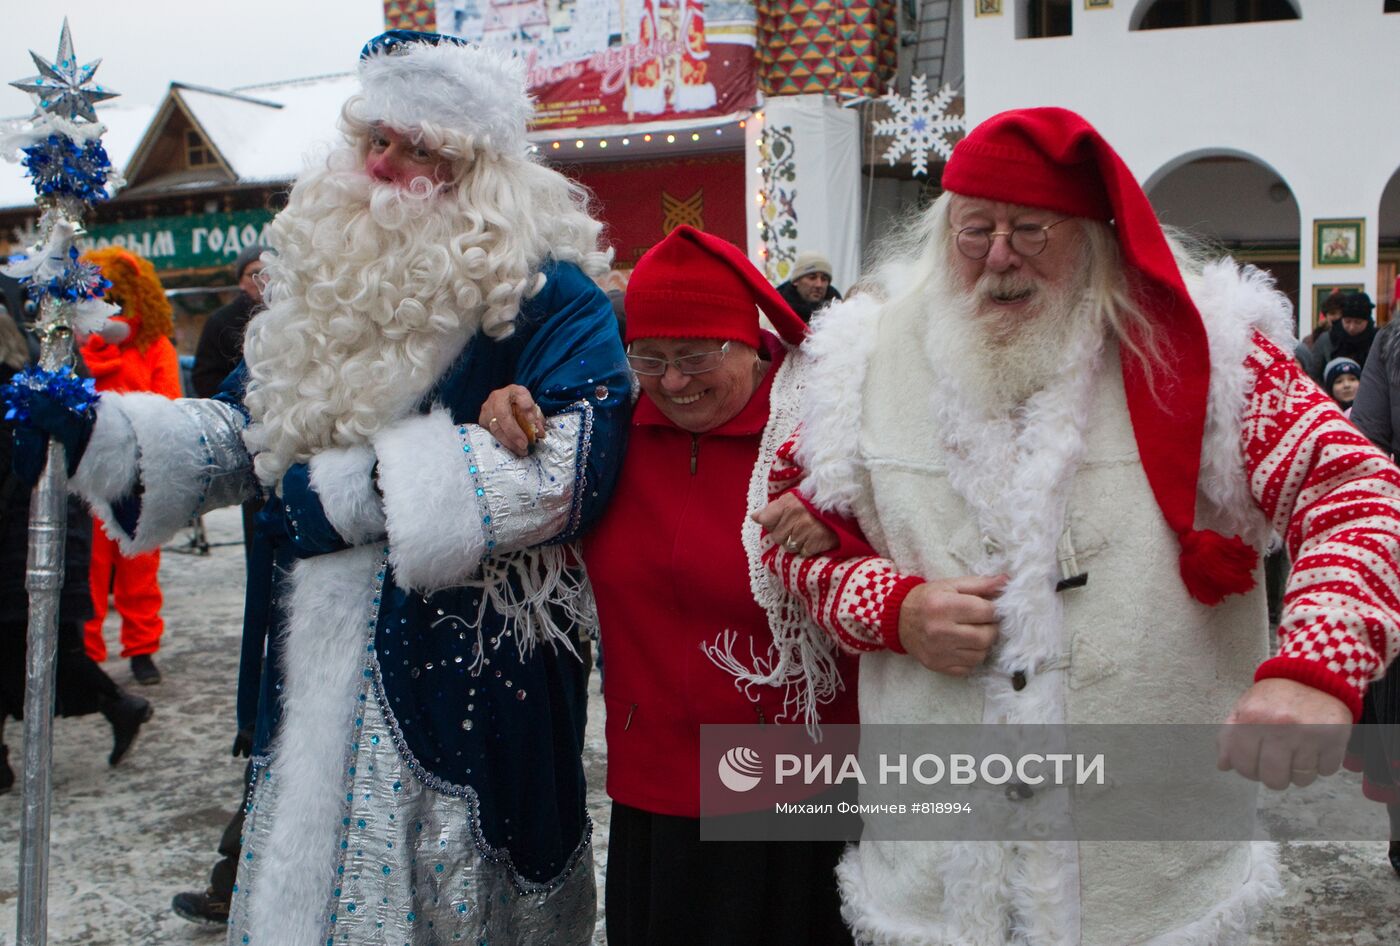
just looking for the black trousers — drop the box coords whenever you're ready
[209,763,256,901]
[606,801,853,946]
[0,618,119,722]
[1348,662,1400,812]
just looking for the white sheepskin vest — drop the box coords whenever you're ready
[798,261,1294,946]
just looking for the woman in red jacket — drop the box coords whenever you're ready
[78,247,181,685]
[582,227,857,946]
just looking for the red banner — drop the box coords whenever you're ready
[440,0,758,131]
[565,152,746,268]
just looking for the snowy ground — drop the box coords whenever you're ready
[0,506,1397,945]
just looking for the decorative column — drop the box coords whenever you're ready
[745,95,861,291]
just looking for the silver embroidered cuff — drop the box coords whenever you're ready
[180,398,257,517]
[456,402,590,556]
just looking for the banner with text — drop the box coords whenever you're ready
[699,724,1399,842]
[442,0,757,130]
[79,210,275,272]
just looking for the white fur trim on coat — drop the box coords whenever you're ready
[243,546,382,945]
[794,292,885,515]
[359,41,531,156]
[1141,843,1282,946]
[68,395,137,504]
[1192,260,1295,549]
[373,408,487,592]
[72,393,217,555]
[307,444,386,546]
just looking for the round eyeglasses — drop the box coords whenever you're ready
[626,341,730,377]
[954,219,1071,261]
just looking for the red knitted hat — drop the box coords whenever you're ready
[625,225,807,348]
[944,107,1257,605]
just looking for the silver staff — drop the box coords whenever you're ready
[5,20,119,946]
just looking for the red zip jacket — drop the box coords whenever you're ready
[583,334,859,817]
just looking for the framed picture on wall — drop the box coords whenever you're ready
[1313,283,1364,319]
[975,0,1003,16]
[1314,218,1365,267]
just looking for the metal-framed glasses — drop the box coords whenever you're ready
[954,219,1071,260]
[626,341,731,376]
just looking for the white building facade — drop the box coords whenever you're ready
[959,0,1400,333]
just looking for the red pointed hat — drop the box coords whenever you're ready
[625,225,808,348]
[944,107,1256,605]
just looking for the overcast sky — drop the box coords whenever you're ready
[2,0,389,116]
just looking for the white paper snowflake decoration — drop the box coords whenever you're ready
[871,75,964,178]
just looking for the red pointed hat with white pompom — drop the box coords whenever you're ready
[943,106,1257,605]
[624,225,808,348]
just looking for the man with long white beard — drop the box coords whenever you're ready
[750,108,1400,944]
[11,31,628,946]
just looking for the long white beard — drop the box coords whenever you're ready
[243,162,485,487]
[924,264,1104,415]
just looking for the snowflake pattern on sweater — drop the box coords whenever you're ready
[765,332,1400,717]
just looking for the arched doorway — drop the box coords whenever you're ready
[1375,165,1400,324]
[1146,149,1301,324]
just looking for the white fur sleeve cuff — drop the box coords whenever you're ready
[373,404,590,593]
[74,394,254,555]
[374,409,488,592]
[69,397,138,503]
[307,444,386,545]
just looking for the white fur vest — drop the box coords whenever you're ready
[797,261,1295,946]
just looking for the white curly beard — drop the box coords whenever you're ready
[242,151,487,487]
[927,259,1103,415]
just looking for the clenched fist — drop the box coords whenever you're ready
[897,575,1007,677]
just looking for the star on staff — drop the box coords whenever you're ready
[10,18,119,123]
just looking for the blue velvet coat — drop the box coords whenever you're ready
[220,260,628,886]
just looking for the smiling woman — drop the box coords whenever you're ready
[627,337,764,434]
[582,225,857,946]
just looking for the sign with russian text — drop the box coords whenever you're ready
[78,209,275,272]
[442,0,757,130]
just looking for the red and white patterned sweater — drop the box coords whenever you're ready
[763,332,1400,720]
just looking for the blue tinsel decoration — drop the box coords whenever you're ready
[21,246,111,305]
[1,366,100,424]
[21,134,113,204]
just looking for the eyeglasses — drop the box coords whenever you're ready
[626,342,730,377]
[954,219,1071,260]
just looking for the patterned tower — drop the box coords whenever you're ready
[756,0,898,97]
[384,0,437,31]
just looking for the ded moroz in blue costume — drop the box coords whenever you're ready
[48,31,629,946]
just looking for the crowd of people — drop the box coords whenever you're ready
[3,27,1399,946]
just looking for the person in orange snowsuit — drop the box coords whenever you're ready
[78,247,181,685]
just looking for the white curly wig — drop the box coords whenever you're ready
[242,37,610,487]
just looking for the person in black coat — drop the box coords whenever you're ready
[1309,290,1378,387]
[774,250,842,323]
[0,308,151,792]
[172,243,268,924]
[191,244,267,399]
[1345,318,1400,879]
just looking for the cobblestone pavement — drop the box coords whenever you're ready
[1,506,1398,944]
